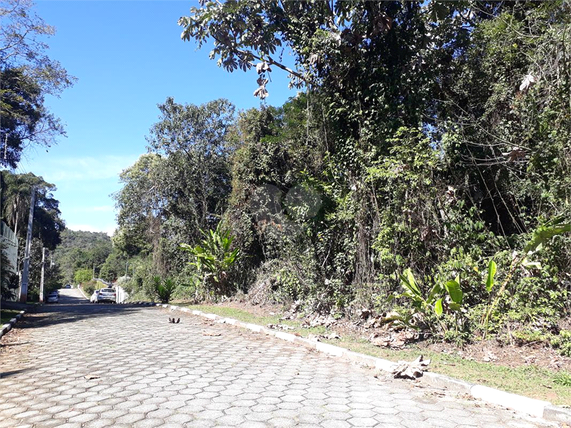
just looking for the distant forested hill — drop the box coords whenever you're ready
[53,230,112,283]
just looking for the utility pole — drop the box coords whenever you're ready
[0,171,3,316]
[39,247,46,303]
[19,187,36,303]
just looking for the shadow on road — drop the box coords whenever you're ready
[14,303,149,331]
[56,293,88,305]
[0,368,33,379]
[2,288,156,331]
[0,341,29,348]
[6,291,152,331]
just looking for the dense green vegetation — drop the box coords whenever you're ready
[2,0,568,356]
[0,308,20,325]
[113,0,571,349]
[53,230,113,283]
[1,0,73,301]
[0,0,75,168]
[0,171,65,300]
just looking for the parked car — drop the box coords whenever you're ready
[97,288,116,303]
[64,284,71,289]
[47,291,59,303]
[90,290,100,303]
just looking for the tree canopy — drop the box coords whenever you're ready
[114,98,235,280]
[0,0,74,167]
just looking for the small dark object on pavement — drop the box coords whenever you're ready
[168,317,180,323]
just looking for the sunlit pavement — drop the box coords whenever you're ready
[0,296,556,428]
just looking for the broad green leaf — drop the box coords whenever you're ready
[524,222,571,253]
[434,299,443,316]
[445,280,463,304]
[426,283,442,304]
[400,269,422,298]
[486,260,497,293]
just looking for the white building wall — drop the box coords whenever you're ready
[1,221,18,273]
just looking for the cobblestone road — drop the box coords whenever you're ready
[0,290,557,427]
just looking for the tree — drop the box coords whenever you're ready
[1,0,75,167]
[25,238,63,300]
[1,170,65,300]
[114,98,236,280]
[0,67,65,168]
[0,240,18,299]
[114,153,164,257]
[146,97,235,232]
[178,1,465,284]
[74,268,92,284]
[1,171,64,249]
[100,250,127,282]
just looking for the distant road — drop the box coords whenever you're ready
[57,286,89,304]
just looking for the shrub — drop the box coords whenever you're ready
[83,280,97,297]
[180,223,239,299]
[74,268,92,284]
[152,276,177,303]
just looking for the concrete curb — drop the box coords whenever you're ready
[159,303,571,424]
[0,310,25,340]
[118,301,155,306]
[77,286,89,300]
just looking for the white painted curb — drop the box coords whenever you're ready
[0,310,25,340]
[471,385,549,418]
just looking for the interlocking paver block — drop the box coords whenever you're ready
[217,414,246,425]
[68,413,99,423]
[132,418,164,428]
[12,410,40,419]
[83,419,117,428]
[348,417,380,427]
[320,421,351,428]
[54,422,83,428]
[185,420,217,427]
[129,403,159,413]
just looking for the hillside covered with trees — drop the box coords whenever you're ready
[52,230,113,284]
[111,0,571,351]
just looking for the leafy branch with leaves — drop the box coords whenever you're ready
[180,223,239,299]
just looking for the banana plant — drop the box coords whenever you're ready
[399,268,463,318]
[180,222,239,297]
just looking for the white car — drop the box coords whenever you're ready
[97,288,116,303]
[47,291,59,303]
[90,290,100,303]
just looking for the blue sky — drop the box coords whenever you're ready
[16,0,295,235]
